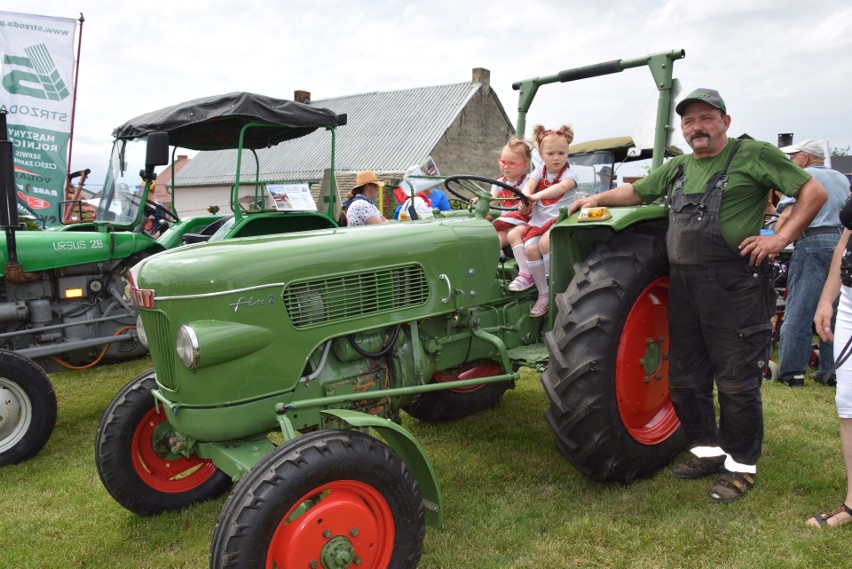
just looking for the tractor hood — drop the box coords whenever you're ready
[112,92,345,150]
[0,230,156,277]
[132,218,500,313]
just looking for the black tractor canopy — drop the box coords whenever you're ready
[111,92,346,150]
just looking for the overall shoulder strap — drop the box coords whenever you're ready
[665,162,686,210]
[720,139,743,176]
[703,139,744,194]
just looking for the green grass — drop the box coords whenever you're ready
[0,358,849,568]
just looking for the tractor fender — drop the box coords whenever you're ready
[560,202,667,232]
[320,409,443,529]
[549,203,669,302]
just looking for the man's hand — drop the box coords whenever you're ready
[737,233,787,266]
[568,195,597,215]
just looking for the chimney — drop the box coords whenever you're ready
[472,68,490,92]
[177,155,188,161]
[777,133,793,147]
[294,90,311,104]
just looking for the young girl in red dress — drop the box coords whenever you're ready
[490,137,532,248]
[507,124,578,317]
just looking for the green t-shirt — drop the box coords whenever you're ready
[633,138,812,251]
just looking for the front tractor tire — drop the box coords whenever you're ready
[210,429,425,569]
[0,351,57,466]
[542,230,684,483]
[95,369,232,515]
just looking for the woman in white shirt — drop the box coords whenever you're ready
[343,170,389,226]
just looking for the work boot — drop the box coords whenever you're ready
[670,455,725,480]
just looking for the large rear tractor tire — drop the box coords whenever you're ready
[0,350,57,466]
[542,229,684,483]
[403,361,511,422]
[210,429,425,569]
[95,369,232,515]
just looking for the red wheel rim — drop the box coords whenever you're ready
[267,480,394,569]
[130,408,220,493]
[615,277,680,445]
[433,362,502,393]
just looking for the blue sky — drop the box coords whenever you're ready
[2,0,850,182]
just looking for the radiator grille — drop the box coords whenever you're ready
[144,310,177,390]
[284,264,429,328]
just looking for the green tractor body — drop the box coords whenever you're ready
[136,217,538,441]
[97,51,688,567]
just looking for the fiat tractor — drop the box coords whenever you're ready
[1,93,345,466]
[95,50,685,568]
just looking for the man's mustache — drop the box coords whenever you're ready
[690,131,710,142]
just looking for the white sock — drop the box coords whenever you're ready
[528,259,548,294]
[512,245,529,274]
[542,253,550,274]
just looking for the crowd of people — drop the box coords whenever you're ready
[342,87,851,525]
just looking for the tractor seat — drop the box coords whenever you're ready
[181,216,233,244]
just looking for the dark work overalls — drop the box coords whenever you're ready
[665,141,775,469]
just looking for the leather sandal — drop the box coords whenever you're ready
[670,455,725,480]
[808,503,852,528]
[708,470,755,504]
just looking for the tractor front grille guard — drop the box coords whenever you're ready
[283,264,429,329]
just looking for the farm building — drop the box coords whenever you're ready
[167,68,515,217]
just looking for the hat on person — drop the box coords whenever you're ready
[675,88,727,116]
[351,170,385,191]
[779,139,825,160]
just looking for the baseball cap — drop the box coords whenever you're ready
[779,139,825,159]
[675,88,727,116]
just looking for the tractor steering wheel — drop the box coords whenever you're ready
[144,199,180,225]
[442,175,530,211]
[122,191,180,225]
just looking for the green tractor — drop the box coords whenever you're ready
[0,93,345,466]
[95,50,685,567]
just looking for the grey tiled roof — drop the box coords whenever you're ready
[175,81,481,186]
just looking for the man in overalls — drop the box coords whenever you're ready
[569,88,827,503]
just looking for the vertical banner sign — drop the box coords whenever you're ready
[0,11,76,226]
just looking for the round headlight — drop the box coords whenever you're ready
[136,314,148,349]
[175,324,200,370]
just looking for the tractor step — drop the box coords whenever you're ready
[507,343,549,372]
